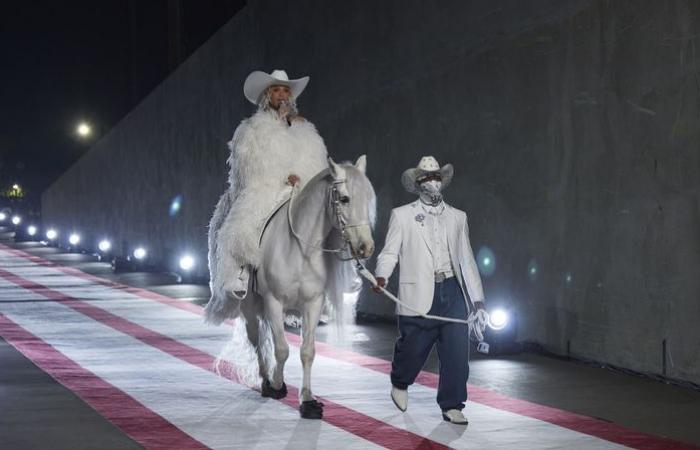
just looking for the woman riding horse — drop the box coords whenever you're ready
[207,69,328,323]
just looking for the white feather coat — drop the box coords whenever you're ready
[208,110,328,311]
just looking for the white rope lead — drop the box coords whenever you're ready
[284,180,485,340]
[354,260,485,341]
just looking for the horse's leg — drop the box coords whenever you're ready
[298,295,324,419]
[261,294,289,398]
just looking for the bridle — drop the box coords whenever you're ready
[288,176,369,261]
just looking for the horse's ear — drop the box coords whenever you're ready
[355,155,367,174]
[328,157,343,179]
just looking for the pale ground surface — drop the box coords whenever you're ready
[1,231,699,449]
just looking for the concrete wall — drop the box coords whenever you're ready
[43,0,700,384]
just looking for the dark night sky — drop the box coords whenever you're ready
[0,1,245,208]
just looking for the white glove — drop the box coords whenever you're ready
[468,309,488,342]
[468,309,489,342]
[476,309,489,333]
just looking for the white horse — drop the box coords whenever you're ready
[210,156,376,419]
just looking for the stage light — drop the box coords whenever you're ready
[133,247,147,260]
[98,239,112,253]
[178,254,195,271]
[488,308,509,330]
[0,212,6,221]
[11,216,21,225]
[69,233,81,246]
[27,225,37,236]
[46,229,58,240]
[77,122,92,137]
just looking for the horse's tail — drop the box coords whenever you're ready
[205,191,241,325]
[215,303,275,388]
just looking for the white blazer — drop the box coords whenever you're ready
[375,200,485,316]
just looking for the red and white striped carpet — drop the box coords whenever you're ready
[0,244,694,449]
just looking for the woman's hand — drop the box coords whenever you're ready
[287,174,300,186]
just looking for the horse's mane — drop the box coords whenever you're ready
[319,163,376,326]
[296,163,376,226]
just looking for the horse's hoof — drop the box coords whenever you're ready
[299,400,324,419]
[261,380,288,399]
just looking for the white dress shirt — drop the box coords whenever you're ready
[421,202,453,277]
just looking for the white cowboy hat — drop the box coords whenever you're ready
[401,156,454,194]
[243,69,310,105]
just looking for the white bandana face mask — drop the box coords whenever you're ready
[419,180,443,206]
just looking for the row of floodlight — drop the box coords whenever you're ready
[0,212,22,225]
[3,216,196,273]
[47,229,195,271]
[5,215,511,334]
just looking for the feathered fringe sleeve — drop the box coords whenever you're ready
[226,119,267,195]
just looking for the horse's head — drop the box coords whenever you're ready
[328,156,376,259]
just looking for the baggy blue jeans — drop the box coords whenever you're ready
[390,277,470,411]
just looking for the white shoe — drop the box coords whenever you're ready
[231,266,249,299]
[442,409,468,425]
[391,387,407,412]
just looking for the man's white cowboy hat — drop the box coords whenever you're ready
[401,156,454,194]
[243,69,310,105]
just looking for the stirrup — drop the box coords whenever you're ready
[231,289,247,300]
[231,266,250,300]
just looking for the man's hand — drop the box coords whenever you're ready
[289,115,305,123]
[474,302,489,336]
[372,277,386,293]
[286,174,300,186]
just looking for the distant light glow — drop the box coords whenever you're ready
[476,246,496,277]
[565,272,573,283]
[27,225,37,236]
[133,247,147,260]
[488,309,509,330]
[77,122,92,137]
[179,254,195,271]
[12,184,20,190]
[527,259,538,281]
[169,195,183,217]
[69,233,81,245]
[11,215,21,225]
[0,212,6,221]
[98,239,112,253]
[46,229,58,240]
